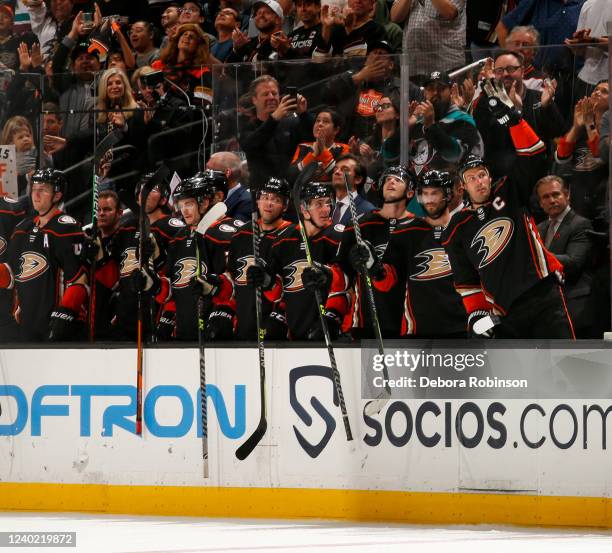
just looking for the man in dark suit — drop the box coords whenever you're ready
[206,151,252,222]
[536,175,593,337]
[330,153,376,227]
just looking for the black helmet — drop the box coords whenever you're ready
[300,181,334,206]
[197,169,228,197]
[459,154,487,181]
[417,170,454,202]
[31,169,67,195]
[378,165,415,193]
[173,174,214,204]
[257,177,290,199]
[135,172,170,201]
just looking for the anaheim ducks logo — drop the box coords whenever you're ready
[285,260,310,293]
[119,248,139,278]
[16,252,48,282]
[471,218,514,268]
[410,248,452,281]
[0,236,6,256]
[173,257,200,289]
[234,255,255,286]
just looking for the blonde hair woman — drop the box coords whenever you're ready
[96,67,139,131]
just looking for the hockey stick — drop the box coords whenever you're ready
[88,129,123,342]
[195,201,227,476]
[135,164,170,436]
[342,171,392,417]
[293,166,353,442]
[235,186,267,460]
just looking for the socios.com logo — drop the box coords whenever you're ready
[0,384,246,439]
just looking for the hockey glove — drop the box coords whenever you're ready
[129,265,160,295]
[48,307,79,341]
[246,263,273,289]
[81,236,103,264]
[265,310,288,340]
[192,273,222,297]
[302,262,332,292]
[156,310,176,341]
[307,309,342,341]
[349,241,386,280]
[482,78,521,127]
[204,306,234,341]
[468,310,499,338]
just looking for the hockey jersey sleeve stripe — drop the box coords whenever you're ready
[457,288,489,315]
[509,119,545,156]
[205,234,231,245]
[441,214,474,246]
[401,287,416,335]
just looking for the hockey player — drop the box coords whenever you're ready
[109,174,184,341]
[0,195,25,342]
[0,170,87,342]
[247,181,347,340]
[159,173,234,341]
[371,170,467,337]
[334,165,415,338]
[440,86,575,339]
[227,177,292,340]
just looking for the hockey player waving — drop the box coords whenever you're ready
[441,81,575,339]
[0,170,88,342]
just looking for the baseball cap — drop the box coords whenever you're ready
[71,42,99,61]
[424,70,451,87]
[367,40,394,55]
[253,0,284,20]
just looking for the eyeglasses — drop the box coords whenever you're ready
[463,170,489,184]
[375,102,393,111]
[493,65,522,76]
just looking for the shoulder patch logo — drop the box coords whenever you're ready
[411,248,452,281]
[234,219,246,227]
[58,215,77,225]
[471,217,514,268]
[169,218,186,228]
[334,224,345,233]
[16,252,48,282]
[219,224,237,233]
[2,197,17,204]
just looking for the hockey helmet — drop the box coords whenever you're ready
[300,181,335,208]
[459,154,488,181]
[257,177,290,200]
[378,165,415,194]
[173,173,215,204]
[135,172,171,202]
[198,169,228,197]
[417,169,454,203]
[31,169,67,195]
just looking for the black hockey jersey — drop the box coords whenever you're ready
[0,197,25,335]
[6,210,85,341]
[268,222,343,340]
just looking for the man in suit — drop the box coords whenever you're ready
[206,151,253,222]
[536,175,593,337]
[330,153,376,227]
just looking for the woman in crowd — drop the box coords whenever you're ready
[288,108,350,183]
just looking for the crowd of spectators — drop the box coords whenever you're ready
[0,0,610,342]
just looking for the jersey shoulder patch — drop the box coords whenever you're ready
[2,196,18,204]
[234,219,246,227]
[219,223,237,233]
[58,215,77,225]
[168,217,186,228]
[334,224,345,233]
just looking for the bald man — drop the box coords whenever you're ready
[206,152,253,222]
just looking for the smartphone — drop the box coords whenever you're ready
[286,86,298,102]
[82,12,94,29]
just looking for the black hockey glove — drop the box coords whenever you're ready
[307,309,342,341]
[156,310,176,341]
[482,78,521,127]
[81,236,102,264]
[204,306,234,340]
[265,310,288,340]
[48,307,80,341]
[192,273,222,297]
[129,265,160,295]
[468,310,499,338]
[246,263,273,289]
[302,262,332,292]
[348,241,386,280]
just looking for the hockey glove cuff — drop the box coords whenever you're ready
[204,306,234,341]
[49,307,80,341]
[302,262,332,292]
[157,310,176,341]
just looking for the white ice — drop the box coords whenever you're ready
[1,513,612,553]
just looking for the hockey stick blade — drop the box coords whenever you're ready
[196,202,227,235]
[94,129,123,165]
[235,418,267,460]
